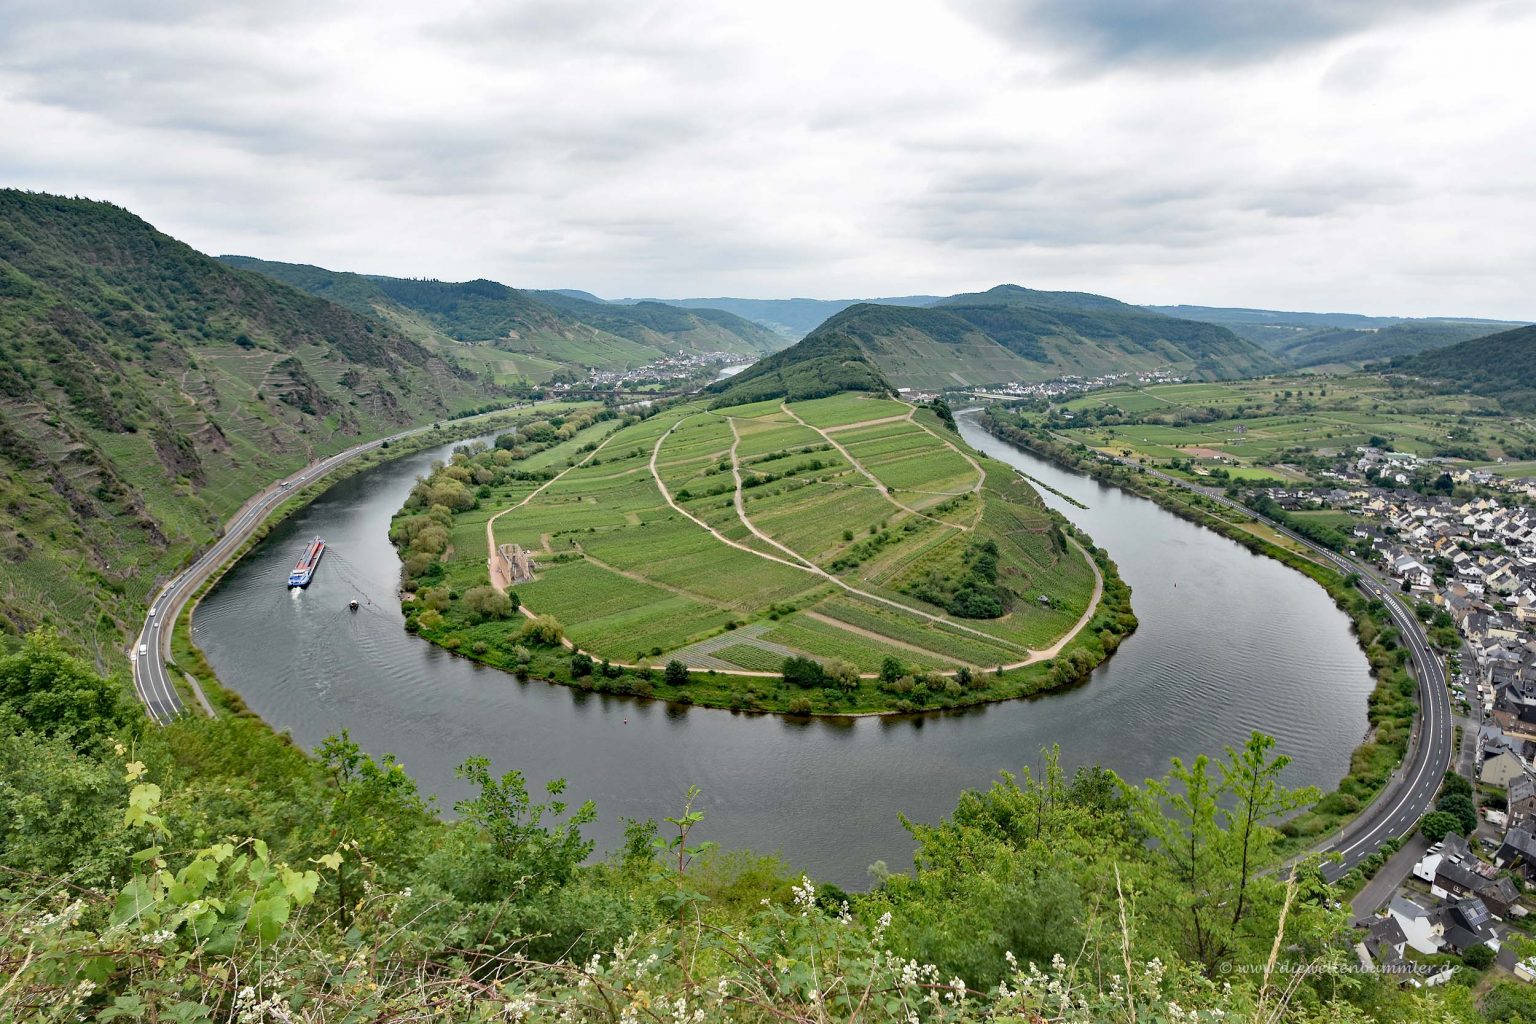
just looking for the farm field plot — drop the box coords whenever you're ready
[403,392,1108,711]
[790,394,911,428]
[1047,372,1536,475]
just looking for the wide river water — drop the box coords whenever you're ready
[196,411,1374,886]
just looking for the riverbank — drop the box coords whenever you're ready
[975,409,1417,851]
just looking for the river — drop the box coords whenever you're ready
[195,412,1374,887]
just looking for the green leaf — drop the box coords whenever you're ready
[246,894,290,944]
[111,876,157,928]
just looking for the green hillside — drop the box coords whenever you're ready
[221,256,658,378]
[1153,303,1526,364]
[0,191,487,656]
[627,294,944,340]
[719,286,1278,393]
[1276,320,1505,367]
[706,317,894,405]
[1392,324,1536,410]
[224,258,785,381]
[528,290,783,354]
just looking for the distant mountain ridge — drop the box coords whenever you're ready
[222,257,785,376]
[1391,324,1536,411]
[0,190,484,651]
[608,294,944,340]
[1151,303,1527,367]
[712,283,1279,401]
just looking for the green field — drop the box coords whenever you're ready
[396,392,1124,712]
[1044,373,1536,480]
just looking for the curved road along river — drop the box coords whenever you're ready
[186,414,1385,885]
[1012,421,1452,881]
[132,408,539,724]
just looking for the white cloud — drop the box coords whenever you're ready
[0,0,1532,318]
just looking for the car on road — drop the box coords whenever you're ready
[138,643,148,656]
[148,606,156,617]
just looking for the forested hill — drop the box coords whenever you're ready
[1274,320,1508,368]
[223,257,782,371]
[0,190,484,656]
[1391,324,1536,411]
[725,285,1279,392]
[706,310,893,405]
[1152,303,1524,367]
[620,294,945,340]
[527,289,784,354]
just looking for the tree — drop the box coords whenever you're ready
[664,660,690,685]
[1463,943,1495,970]
[317,730,428,925]
[570,651,594,677]
[520,615,565,647]
[453,756,596,891]
[1218,731,1318,927]
[782,656,826,689]
[463,585,513,621]
[824,659,860,692]
[1419,810,1460,843]
[0,631,137,747]
[879,656,905,685]
[1139,753,1227,968]
[1437,793,1478,836]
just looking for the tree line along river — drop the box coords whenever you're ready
[194,410,1374,887]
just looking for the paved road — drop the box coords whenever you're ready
[1066,445,1453,881]
[1349,832,1428,924]
[130,408,532,723]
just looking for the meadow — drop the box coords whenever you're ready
[1046,373,1536,476]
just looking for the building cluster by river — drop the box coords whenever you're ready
[549,351,749,395]
[1269,470,1536,977]
[959,369,1188,404]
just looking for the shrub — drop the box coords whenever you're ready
[786,697,812,716]
[824,659,860,692]
[463,586,514,621]
[782,656,826,689]
[520,615,565,647]
[1462,944,1495,970]
[417,609,445,630]
[419,587,452,612]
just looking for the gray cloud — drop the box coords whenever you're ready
[952,0,1485,66]
[0,0,1531,317]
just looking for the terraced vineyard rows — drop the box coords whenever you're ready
[482,394,1103,675]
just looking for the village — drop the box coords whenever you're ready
[1259,447,1536,982]
[549,350,752,395]
[958,367,1189,404]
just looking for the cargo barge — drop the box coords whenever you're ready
[288,536,325,588]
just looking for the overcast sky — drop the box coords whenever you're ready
[2,0,1533,318]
